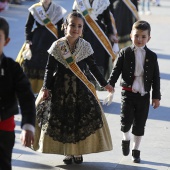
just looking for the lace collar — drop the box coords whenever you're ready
[73,0,110,20]
[29,2,67,25]
[48,37,94,68]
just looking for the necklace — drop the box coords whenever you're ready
[66,38,78,54]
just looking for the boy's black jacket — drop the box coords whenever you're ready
[108,45,161,100]
[0,53,35,127]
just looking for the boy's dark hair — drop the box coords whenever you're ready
[0,17,9,40]
[62,10,85,31]
[132,20,151,36]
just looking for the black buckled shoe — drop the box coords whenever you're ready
[122,140,130,156]
[132,150,141,163]
[63,155,73,164]
[73,155,83,164]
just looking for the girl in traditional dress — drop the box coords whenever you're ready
[32,11,113,165]
[22,0,67,93]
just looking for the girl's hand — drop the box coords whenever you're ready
[104,84,114,93]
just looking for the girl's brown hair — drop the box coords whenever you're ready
[62,10,85,32]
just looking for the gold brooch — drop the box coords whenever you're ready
[88,8,93,14]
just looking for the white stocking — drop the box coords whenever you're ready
[122,130,131,141]
[132,135,142,150]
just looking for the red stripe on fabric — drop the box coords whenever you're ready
[122,87,132,91]
[0,116,15,131]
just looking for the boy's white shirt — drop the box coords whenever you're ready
[22,124,35,133]
[132,45,147,96]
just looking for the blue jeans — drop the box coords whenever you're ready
[141,0,150,11]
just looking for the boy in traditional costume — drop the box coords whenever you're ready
[108,20,161,163]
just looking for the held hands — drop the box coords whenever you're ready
[152,99,160,109]
[104,84,114,93]
[20,130,34,147]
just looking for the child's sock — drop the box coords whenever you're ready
[132,135,142,150]
[122,130,131,141]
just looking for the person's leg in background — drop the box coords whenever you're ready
[145,0,151,15]
[147,0,150,11]
[156,0,160,6]
[141,0,145,13]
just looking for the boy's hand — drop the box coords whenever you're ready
[152,99,160,109]
[20,130,34,147]
[104,84,114,93]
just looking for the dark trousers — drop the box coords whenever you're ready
[0,130,15,170]
[120,90,150,136]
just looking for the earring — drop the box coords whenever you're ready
[80,30,84,38]
[80,34,83,38]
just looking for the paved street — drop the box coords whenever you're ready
[1,0,170,169]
